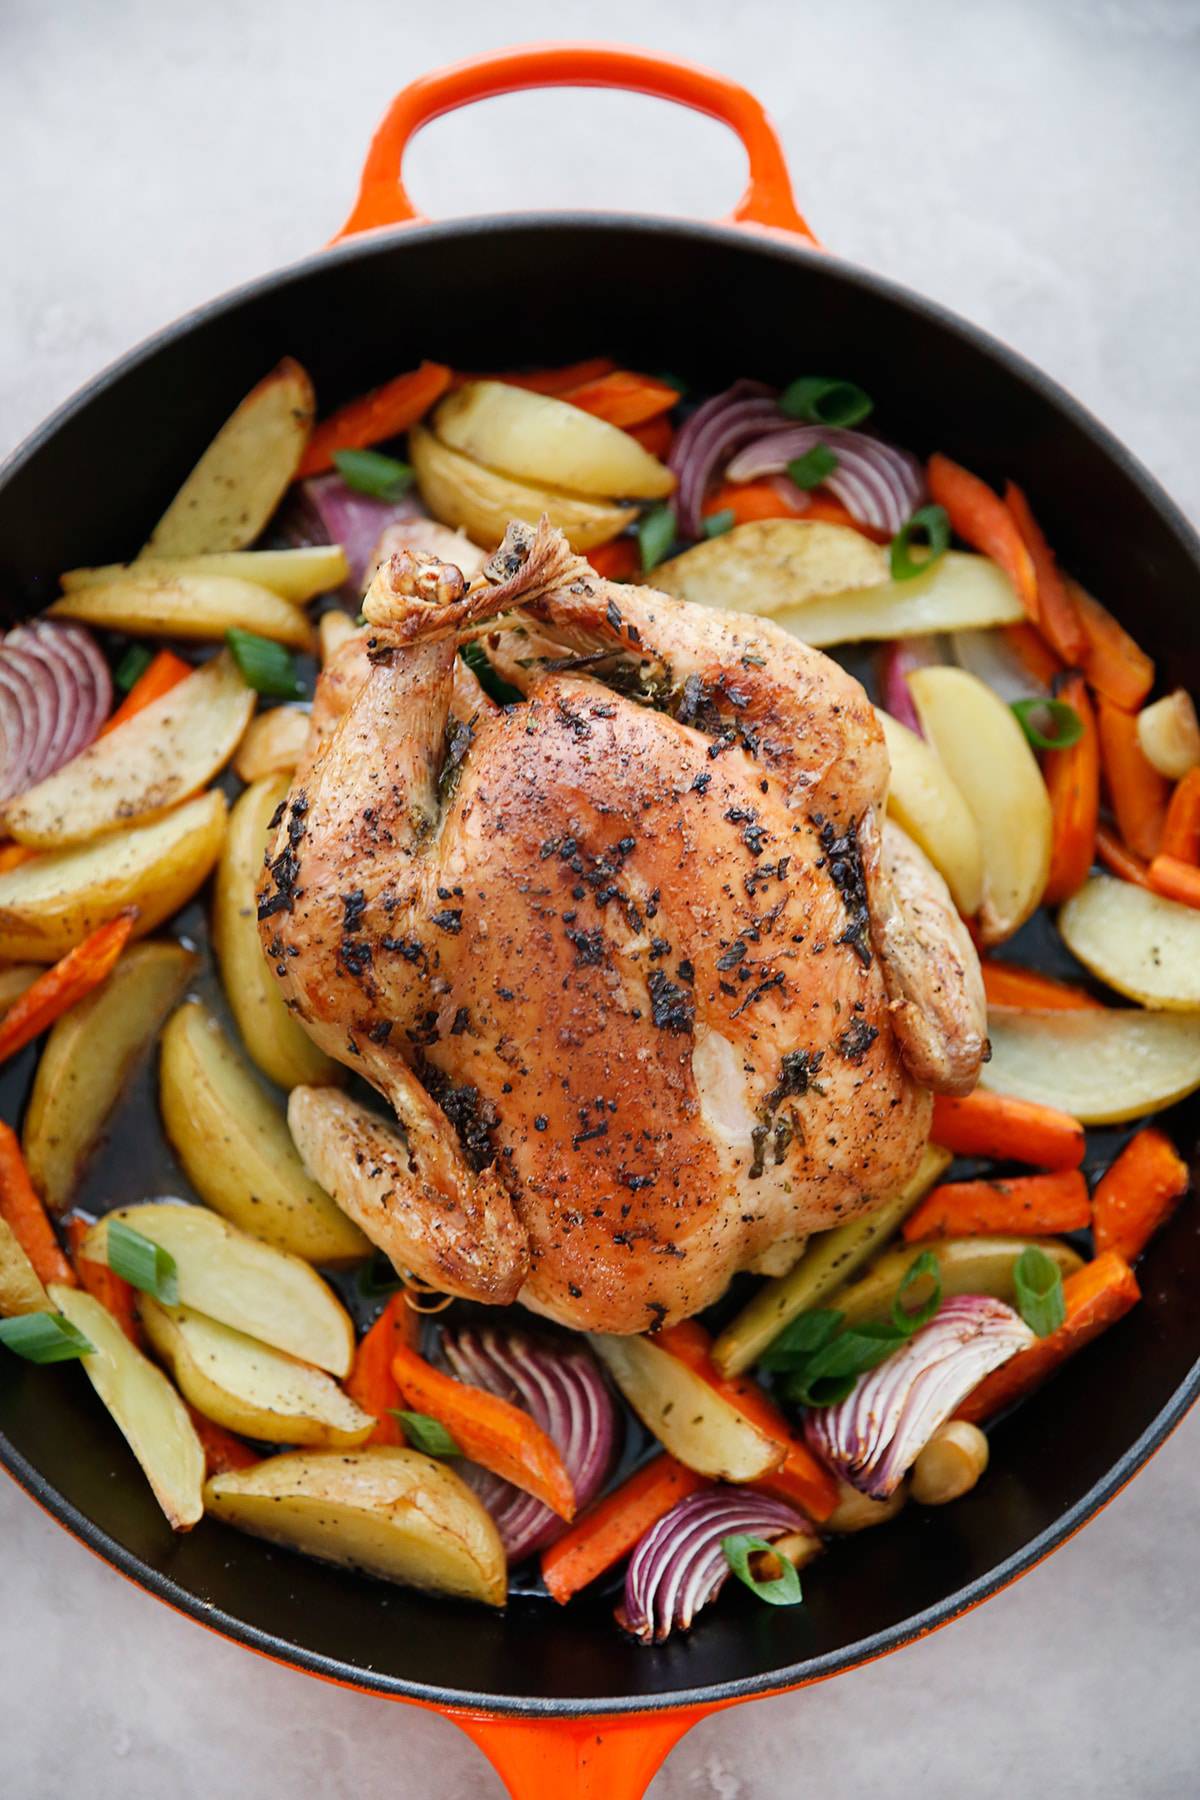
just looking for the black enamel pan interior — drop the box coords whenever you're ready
[1,212,1199,1719]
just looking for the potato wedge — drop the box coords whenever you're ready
[907,665,1051,943]
[85,1197,355,1373]
[4,653,253,848]
[0,964,39,1017]
[834,1236,1083,1328]
[983,1007,1200,1124]
[319,610,358,663]
[711,1144,952,1378]
[0,1216,49,1316]
[140,358,314,557]
[411,424,636,551]
[0,789,227,962]
[1059,874,1200,1009]
[159,1001,361,1264]
[49,573,314,651]
[23,939,196,1213]
[232,707,311,783]
[205,1447,506,1605]
[50,1283,205,1529]
[434,380,674,501]
[62,545,348,604]
[655,519,887,615]
[774,552,1024,647]
[213,779,340,1089]
[140,1300,371,1447]
[878,710,984,916]
[589,1333,784,1481]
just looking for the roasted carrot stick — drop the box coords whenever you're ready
[298,361,452,477]
[700,481,887,540]
[541,1454,707,1604]
[628,415,674,459]
[1095,820,1152,889]
[0,911,135,1067]
[1043,671,1100,904]
[491,358,616,396]
[902,1171,1090,1243]
[927,454,1038,618]
[345,1293,418,1447]
[656,1320,838,1521]
[0,844,37,873]
[1147,854,1200,911]
[186,1405,259,1475]
[1161,768,1200,865]
[1095,695,1170,862]
[931,1091,1086,1170]
[1001,622,1064,691]
[100,650,191,737]
[702,480,804,526]
[1004,483,1087,663]
[392,1340,575,1519]
[1068,580,1155,710]
[1092,1128,1189,1262]
[980,960,1102,1011]
[66,1217,137,1342]
[956,1252,1140,1423]
[0,1123,74,1286]
[561,369,679,429]
[586,537,640,582]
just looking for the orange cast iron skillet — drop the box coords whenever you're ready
[1,44,1199,1799]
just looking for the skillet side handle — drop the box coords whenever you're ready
[448,1705,706,1800]
[333,42,818,246]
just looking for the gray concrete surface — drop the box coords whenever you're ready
[2,1,1198,1794]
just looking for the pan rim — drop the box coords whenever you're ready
[2,207,1198,1717]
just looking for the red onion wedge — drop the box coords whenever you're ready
[290,473,425,595]
[667,380,781,538]
[621,1488,815,1644]
[442,1327,617,1564]
[726,427,925,538]
[877,636,943,736]
[805,1297,1033,1500]
[0,622,110,805]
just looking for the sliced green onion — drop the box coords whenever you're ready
[1013,1246,1066,1338]
[1011,698,1084,751]
[780,377,873,429]
[892,1249,942,1333]
[226,629,303,700]
[703,509,736,539]
[637,503,677,572]
[759,1309,844,1372]
[721,1533,804,1606]
[890,504,951,581]
[393,1410,460,1457]
[655,371,689,396]
[332,448,414,502]
[779,1321,904,1408]
[114,644,153,693]
[106,1220,178,1305]
[0,1311,94,1363]
[787,445,839,491]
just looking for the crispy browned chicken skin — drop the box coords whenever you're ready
[263,520,985,1334]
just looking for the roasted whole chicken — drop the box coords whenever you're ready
[263,520,986,1334]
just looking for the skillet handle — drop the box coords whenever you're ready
[448,1705,706,1800]
[333,43,818,245]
